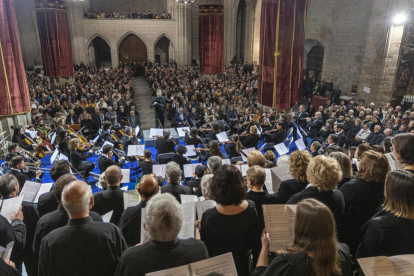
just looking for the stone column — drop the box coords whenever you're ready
[111,50,119,68]
[243,0,257,62]
[173,2,192,66]
[66,0,87,64]
[224,0,238,66]
[148,50,155,63]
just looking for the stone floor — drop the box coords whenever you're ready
[133,77,156,130]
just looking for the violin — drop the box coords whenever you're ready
[196,148,210,152]
[66,127,91,151]
[237,120,253,128]
[220,141,234,145]
[264,129,279,134]
[111,130,124,151]
[23,133,45,158]
[153,135,163,139]
[240,133,251,137]
[198,128,212,132]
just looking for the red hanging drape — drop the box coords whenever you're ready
[199,5,224,74]
[257,0,308,110]
[0,0,31,115]
[36,6,73,77]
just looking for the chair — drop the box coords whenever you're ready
[157,153,174,164]
[231,156,243,164]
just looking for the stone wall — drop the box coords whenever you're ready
[88,0,167,15]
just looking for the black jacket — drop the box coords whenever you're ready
[293,111,308,129]
[92,186,125,225]
[155,138,175,156]
[225,143,241,159]
[138,160,158,175]
[70,150,92,170]
[274,178,308,204]
[240,135,260,149]
[7,170,41,191]
[346,123,362,138]
[161,184,194,203]
[365,132,384,146]
[117,201,147,247]
[184,133,202,147]
[0,215,26,270]
[306,119,323,138]
[98,155,126,174]
[37,191,59,218]
[127,116,140,128]
[122,135,140,153]
[171,154,189,170]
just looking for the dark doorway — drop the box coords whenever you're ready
[91,37,111,67]
[306,45,324,80]
[154,36,170,65]
[236,0,246,61]
[119,34,148,64]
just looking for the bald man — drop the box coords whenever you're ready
[92,165,125,224]
[38,181,127,276]
[117,175,159,247]
[306,111,323,138]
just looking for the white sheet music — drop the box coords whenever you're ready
[178,202,195,239]
[123,190,141,209]
[180,194,199,204]
[241,164,249,177]
[140,208,150,244]
[216,132,230,142]
[153,164,167,178]
[183,163,202,178]
[121,169,131,183]
[50,149,59,164]
[176,127,191,137]
[241,147,255,162]
[295,138,307,151]
[384,152,403,171]
[34,183,53,204]
[0,196,24,223]
[25,130,37,139]
[183,145,197,157]
[274,143,289,156]
[127,145,145,156]
[59,154,68,161]
[50,132,57,145]
[271,163,292,182]
[101,210,113,223]
[195,200,217,220]
[190,253,237,276]
[221,159,231,165]
[20,181,42,203]
[121,186,128,191]
[146,265,191,276]
[255,126,262,135]
[100,141,114,152]
[0,241,14,260]
[263,205,297,252]
[149,128,164,138]
[357,254,414,276]
[135,126,140,136]
[264,169,274,194]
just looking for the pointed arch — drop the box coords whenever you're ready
[116,31,151,51]
[85,33,112,50]
[153,32,176,49]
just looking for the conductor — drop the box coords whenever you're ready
[150,90,172,128]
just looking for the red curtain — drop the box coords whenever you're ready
[36,9,73,77]
[199,5,224,74]
[257,0,308,110]
[0,0,31,115]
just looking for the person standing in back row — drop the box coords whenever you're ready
[150,90,173,128]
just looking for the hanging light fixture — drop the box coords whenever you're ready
[176,0,194,3]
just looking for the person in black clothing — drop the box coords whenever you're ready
[37,160,71,217]
[0,258,21,276]
[7,156,42,190]
[0,174,39,275]
[391,133,414,173]
[101,121,122,146]
[12,125,37,152]
[161,162,194,203]
[80,112,97,140]
[344,118,362,148]
[305,104,316,118]
[121,127,140,153]
[117,175,160,247]
[34,174,103,257]
[357,170,414,258]
[274,150,311,204]
[6,143,31,162]
[69,138,94,179]
[65,109,78,125]
[98,144,126,174]
[92,166,125,225]
[328,152,352,189]
[292,105,308,129]
[196,141,227,162]
[127,110,140,129]
[184,127,202,147]
[200,165,258,276]
[138,149,158,175]
[305,112,323,138]
[205,122,221,142]
[338,150,390,255]
[54,129,70,158]
[150,90,172,128]
[287,155,345,222]
[172,145,189,171]
[317,81,327,96]
[264,122,286,146]
[224,134,242,159]
[252,199,355,276]
[115,193,209,276]
[38,180,127,276]
[155,129,176,157]
[185,165,205,194]
[240,126,260,149]
[309,141,321,157]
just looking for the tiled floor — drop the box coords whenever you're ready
[133,78,157,130]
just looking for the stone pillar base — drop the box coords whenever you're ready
[50,77,74,86]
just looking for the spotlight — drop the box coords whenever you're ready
[393,13,407,25]
[176,0,194,3]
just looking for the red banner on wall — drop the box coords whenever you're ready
[0,0,31,115]
[257,0,308,110]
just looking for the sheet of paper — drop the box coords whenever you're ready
[178,202,195,239]
[180,194,199,204]
[240,164,249,177]
[264,169,274,194]
[183,145,197,157]
[92,135,99,143]
[0,241,14,261]
[0,196,24,223]
[20,181,42,203]
[274,143,289,156]
[50,149,59,164]
[140,208,150,244]
[241,148,255,162]
[195,200,217,220]
[384,152,403,171]
[295,138,307,151]
[50,132,57,145]
[59,154,68,161]
[149,128,164,138]
[189,252,237,276]
[176,127,191,137]
[263,205,297,252]
[100,141,114,152]
[221,159,231,165]
[123,190,141,209]
[357,255,414,276]
[271,163,292,184]
[121,186,128,191]
[216,132,230,142]
[135,126,140,136]
[25,130,37,139]
[183,163,202,178]
[101,210,113,223]
[121,169,130,183]
[199,196,205,201]
[34,183,53,204]
[255,126,262,135]
[146,264,191,276]
[127,145,146,156]
[153,164,167,178]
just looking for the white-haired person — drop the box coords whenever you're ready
[161,161,194,203]
[115,194,209,276]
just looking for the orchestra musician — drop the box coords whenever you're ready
[7,156,42,190]
[184,127,203,147]
[291,105,308,129]
[101,121,122,145]
[205,122,221,142]
[139,149,158,175]
[69,138,95,179]
[306,112,324,138]
[6,143,31,162]
[264,122,287,145]
[240,126,260,149]
[97,144,126,174]
[223,135,242,159]
[55,117,66,132]
[155,129,176,157]
[55,130,70,158]
[196,140,227,162]
[227,105,238,133]
[12,125,37,152]
[122,127,141,152]
[188,107,201,127]
[127,110,141,129]
[174,107,188,127]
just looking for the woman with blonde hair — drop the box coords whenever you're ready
[69,138,94,179]
[338,150,390,255]
[357,170,414,258]
[287,155,344,221]
[328,152,352,188]
[253,199,355,276]
[274,150,312,204]
[240,125,260,149]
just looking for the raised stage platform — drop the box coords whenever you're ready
[143,128,181,147]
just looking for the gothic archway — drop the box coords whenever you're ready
[154,36,171,65]
[118,34,148,64]
[89,36,111,67]
[305,40,325,80]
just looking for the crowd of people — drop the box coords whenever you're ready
[84,10,172,19]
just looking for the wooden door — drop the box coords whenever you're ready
[306,45,324,80]
[119,34,148,63]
